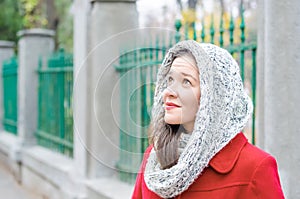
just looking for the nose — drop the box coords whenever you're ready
[163,86,178,100]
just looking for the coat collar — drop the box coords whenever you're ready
[209,133,248,174]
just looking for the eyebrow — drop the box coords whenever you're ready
[169,70,198,82]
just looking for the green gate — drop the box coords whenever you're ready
[115,11,257,184]
[36,49,74,157]
[2,56,18,134]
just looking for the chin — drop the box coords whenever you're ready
[164,116,180,125]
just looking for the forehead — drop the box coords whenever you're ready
[170,56,199,75]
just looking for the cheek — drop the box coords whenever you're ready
[185,100,199,115]
[182,89,200,108]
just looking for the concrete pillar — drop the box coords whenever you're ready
[256,1,265,148]
[85,0,139,178]
[17,29,55,146]
[72,0,90,196]
[257,0,300,198]
[0,41,15,131]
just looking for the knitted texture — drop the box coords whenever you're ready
[144,40,253,198]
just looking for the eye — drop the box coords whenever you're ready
[183,78,192,86]
[167,76,174,85]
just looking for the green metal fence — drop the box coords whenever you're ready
[2,56,18,134]
[36,49,73,157]
[115,11,257,184]
[115,40,170,183]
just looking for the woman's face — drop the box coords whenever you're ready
[163,55,200,133]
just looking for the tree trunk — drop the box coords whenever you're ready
[45,0,59,31]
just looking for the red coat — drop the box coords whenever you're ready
[132,133,285,199]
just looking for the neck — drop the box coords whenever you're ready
[183,122,194,134]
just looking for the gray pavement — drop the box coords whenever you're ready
[0,164,41,199]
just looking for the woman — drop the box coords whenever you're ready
[132,40,285,198]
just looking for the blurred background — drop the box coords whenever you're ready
[0,0,258,51]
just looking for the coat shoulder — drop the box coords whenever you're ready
[209,133,271,174]
[241,142,275,165]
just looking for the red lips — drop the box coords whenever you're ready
[165,102,181,110]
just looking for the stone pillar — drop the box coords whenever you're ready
[17,29,55,146]
[0,41,15,131]
[85,0,139,178]
[257,0,300,198]
[72,0,90,196]
[256,1,265,148]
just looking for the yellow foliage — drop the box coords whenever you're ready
[181,9,197,24]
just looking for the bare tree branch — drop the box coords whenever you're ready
[220,0,225,14]
[177,0,183,10]
[188,0,198,9]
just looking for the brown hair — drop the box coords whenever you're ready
[149,49,197,169]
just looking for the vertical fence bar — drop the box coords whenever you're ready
[240,10,246,82]
[219,13,224,47]
[118,52,126,179]
[184,23,189,40]
[201,20,206,42]
[210,15,215,44]
[175,20,182,43]
[37,57,42,146]
[192,22,197,41]
[127,51,133,181]
[229,13,235,45]
[122,51,128,173]
[140,66,146,155]
[162,37,166,59]
[251,48,257,145]
[59,52,65,154]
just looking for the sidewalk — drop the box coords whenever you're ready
[0,164,41,199]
